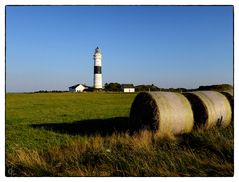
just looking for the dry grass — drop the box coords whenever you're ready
[6,126,233,177]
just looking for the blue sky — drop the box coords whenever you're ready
[6,6,233,92]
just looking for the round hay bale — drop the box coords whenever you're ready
[221,89,234,124]
[221,89,233,96]
[183,91,232,129]
[129,91,194,135]
[221,90,233,108]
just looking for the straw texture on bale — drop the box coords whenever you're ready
[129,92,194,135]
[221,89,234,123]
[221,90,233,108]
[221,89,233,96]
[184,91,232,129]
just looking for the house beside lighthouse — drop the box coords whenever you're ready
[93,47,103,90]
[68,84,89,92]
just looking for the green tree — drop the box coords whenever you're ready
[104,82,121,91]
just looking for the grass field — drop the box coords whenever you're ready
[6,92,233,176]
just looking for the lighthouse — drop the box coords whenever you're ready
[93,47,102,89]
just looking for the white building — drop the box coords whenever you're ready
[121,84,135,93]
[69,84,89,92]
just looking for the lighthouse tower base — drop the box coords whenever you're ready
[94,74,102,89]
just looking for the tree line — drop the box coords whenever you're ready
[104,83,233,92]
[33,83,232,93]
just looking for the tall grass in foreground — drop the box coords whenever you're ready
[6,125,233,177]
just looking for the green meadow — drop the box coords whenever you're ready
[6,92,233,176]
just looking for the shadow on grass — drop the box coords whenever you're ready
[31,117,130,136]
